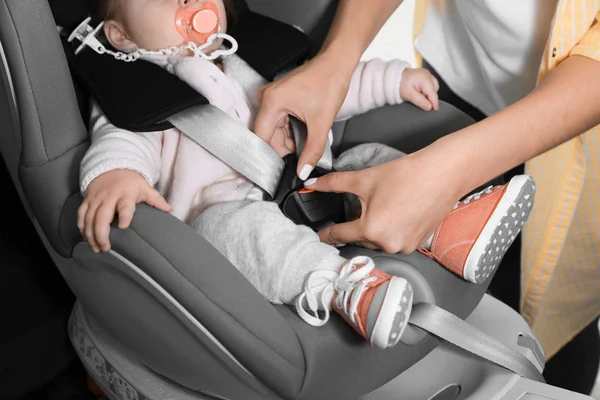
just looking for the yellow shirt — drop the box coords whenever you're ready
[414,0,600,360]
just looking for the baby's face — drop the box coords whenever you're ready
[106,0,228,53]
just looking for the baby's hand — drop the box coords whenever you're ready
[400,68,440,111]
[77,169,171,253]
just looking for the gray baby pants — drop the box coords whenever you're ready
[191,143,404,304]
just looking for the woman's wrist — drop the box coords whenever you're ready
[419,133,489,198]
[315,43,360,82]
[424,113,536,197]
[426,55,600,197]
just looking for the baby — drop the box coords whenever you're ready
[77,0,536,349]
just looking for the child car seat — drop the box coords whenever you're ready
[0,0,594,399]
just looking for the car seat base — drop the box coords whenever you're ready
[360,294,593,400]
[69,301,220,400]
[70,295,594,400]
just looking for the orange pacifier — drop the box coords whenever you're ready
[176,1,221,45]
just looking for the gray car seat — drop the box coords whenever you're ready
[0,0,595,399]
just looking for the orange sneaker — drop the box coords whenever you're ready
[296,256,413,349]
[419,175,536,284]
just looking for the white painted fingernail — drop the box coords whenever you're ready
[299,164,313,181]
[304,178,318,186]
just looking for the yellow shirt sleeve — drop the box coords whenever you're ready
[570,12,600,61]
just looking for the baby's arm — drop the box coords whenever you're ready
[336,59,440,121]
[78,99,170,253]
[80,99,163,193]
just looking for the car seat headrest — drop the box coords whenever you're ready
[48,0,90,32]
[231,11,311,81]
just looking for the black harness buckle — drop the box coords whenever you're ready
[273,154,346,230]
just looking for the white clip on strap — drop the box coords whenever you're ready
[68,17,106,56]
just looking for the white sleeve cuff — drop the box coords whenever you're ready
[80,160,157,195]
[384,59,412,105]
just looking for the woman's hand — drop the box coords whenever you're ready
[254,53,354,180]
[252,0,406,180]
[304,146,466,253]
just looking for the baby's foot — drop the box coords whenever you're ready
[419,175,536,284]
[296,256,413,349]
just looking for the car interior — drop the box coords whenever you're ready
[0,0,597,399]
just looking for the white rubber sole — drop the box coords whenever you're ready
[463,175,536,284]
[370,277,414,349]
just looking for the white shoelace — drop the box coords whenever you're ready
[296,256,378,327]
[453,185,494,209]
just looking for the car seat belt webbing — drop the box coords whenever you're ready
[168,105,285,198]
[409,302,545,382]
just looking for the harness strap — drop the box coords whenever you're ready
[410,302,545,382]
[168,105,285,198]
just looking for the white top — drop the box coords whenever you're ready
[415,0,558,116]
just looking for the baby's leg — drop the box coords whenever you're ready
[418,176,536,284]
[334,143,406,220]
[334,142,406,172]
[192,200,413,349]
[192,200,344,305]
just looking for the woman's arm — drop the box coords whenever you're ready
[307,55,600,253]
[254,0,405,180]
[435,55,600,196]
[319,0,406,68]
